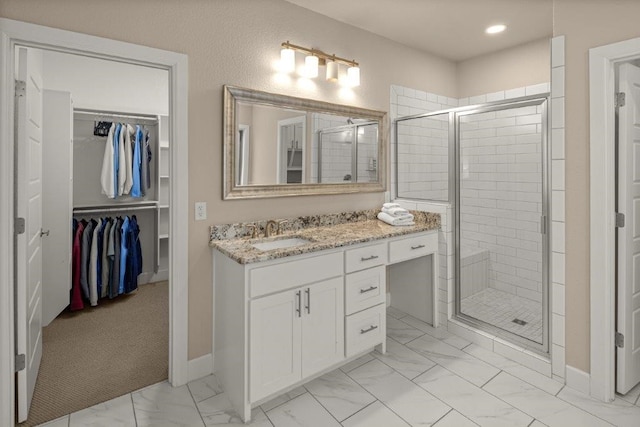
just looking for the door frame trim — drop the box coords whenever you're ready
[0,18,189,425]
[589,36,640,402]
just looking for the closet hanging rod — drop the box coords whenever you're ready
[73,203,158,215]
[74,108,159,123]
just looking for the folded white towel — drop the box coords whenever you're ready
[377,212,415,226]
[382,202,401,209]
[382,206,414,219]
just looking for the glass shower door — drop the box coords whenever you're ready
[456,98,548,349]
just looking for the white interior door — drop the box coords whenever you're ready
[42,90,73,326]
[617,62,640,394]
[15,46,44,422]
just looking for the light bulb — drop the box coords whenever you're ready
[347,66,360,87]
[305,55,319,78]
[280,47,295,73]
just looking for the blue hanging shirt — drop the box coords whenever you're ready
[131,125,143,197]
[118,216,130,295]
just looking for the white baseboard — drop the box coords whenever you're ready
[187,353,213,382]
[566,365,590,395]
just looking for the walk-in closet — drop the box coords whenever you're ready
[17,47,171,425]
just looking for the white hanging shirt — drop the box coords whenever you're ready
[100,123,116,198]
[117,122,127,196]
[123,124,134,195]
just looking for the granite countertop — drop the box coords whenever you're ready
[210,212,440,264]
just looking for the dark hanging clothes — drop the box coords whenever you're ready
[80,219,96,300]
[70,214,144,309]
[145,130,152,190]
[71,221,85,311]
[124,215,142,294]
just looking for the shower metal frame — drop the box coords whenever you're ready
[454,96,550,355]
[393,94,551,354]
[317,120,378,183]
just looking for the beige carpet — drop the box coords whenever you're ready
[21,281,169,426]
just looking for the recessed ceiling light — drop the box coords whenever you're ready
[486,24,506,34]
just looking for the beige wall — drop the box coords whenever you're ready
[457,37,551,98]
[0,0,457,359]
[554,0,640,373]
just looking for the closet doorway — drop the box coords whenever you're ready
[19,46,170,425]
[0,18,189,427]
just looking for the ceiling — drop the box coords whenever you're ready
[284,0,553,62]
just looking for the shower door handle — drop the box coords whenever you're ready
[540,215,547,234]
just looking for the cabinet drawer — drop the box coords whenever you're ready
[389,232,437,264]
[345,303,386,357]
[345,242,387,273]
[250,252,343,298]
[345,266,386,315]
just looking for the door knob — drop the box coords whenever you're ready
[40,229,50,237]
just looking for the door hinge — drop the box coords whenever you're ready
[616,212,625,228]
[15,217,25,235]
[15,80,25,98]
[616,332,625,348]
[15,354,25,372]
[616,92,626,108]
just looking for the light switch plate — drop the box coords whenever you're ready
[195,202,207,221]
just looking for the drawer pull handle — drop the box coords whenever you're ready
[360,286,378,294]
[361,255,379,261]
[411,244,425,250]
[360,325,378,334]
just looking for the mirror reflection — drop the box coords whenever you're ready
[236,103,379,186]
[224,85,386,199]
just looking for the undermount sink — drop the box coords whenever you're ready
[251,237,311,251]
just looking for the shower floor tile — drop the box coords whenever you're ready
[461,288,542,343]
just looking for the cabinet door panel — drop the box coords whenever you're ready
[250,290,301,402]
[302,277,344,377]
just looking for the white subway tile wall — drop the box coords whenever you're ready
[459,103,544,313]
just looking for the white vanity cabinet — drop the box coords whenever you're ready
[213,229,439,422]
[250,276,344,402]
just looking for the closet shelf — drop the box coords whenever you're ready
[160,175,170,179]
[159,204,170,209]
[159,233,169,239]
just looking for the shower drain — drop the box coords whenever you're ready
[512,318,528,326]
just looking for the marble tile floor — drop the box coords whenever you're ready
[461,287,543,343]
[39,309,640,427]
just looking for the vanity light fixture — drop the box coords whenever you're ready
[280,41,360,87]
[485,24,506,34]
